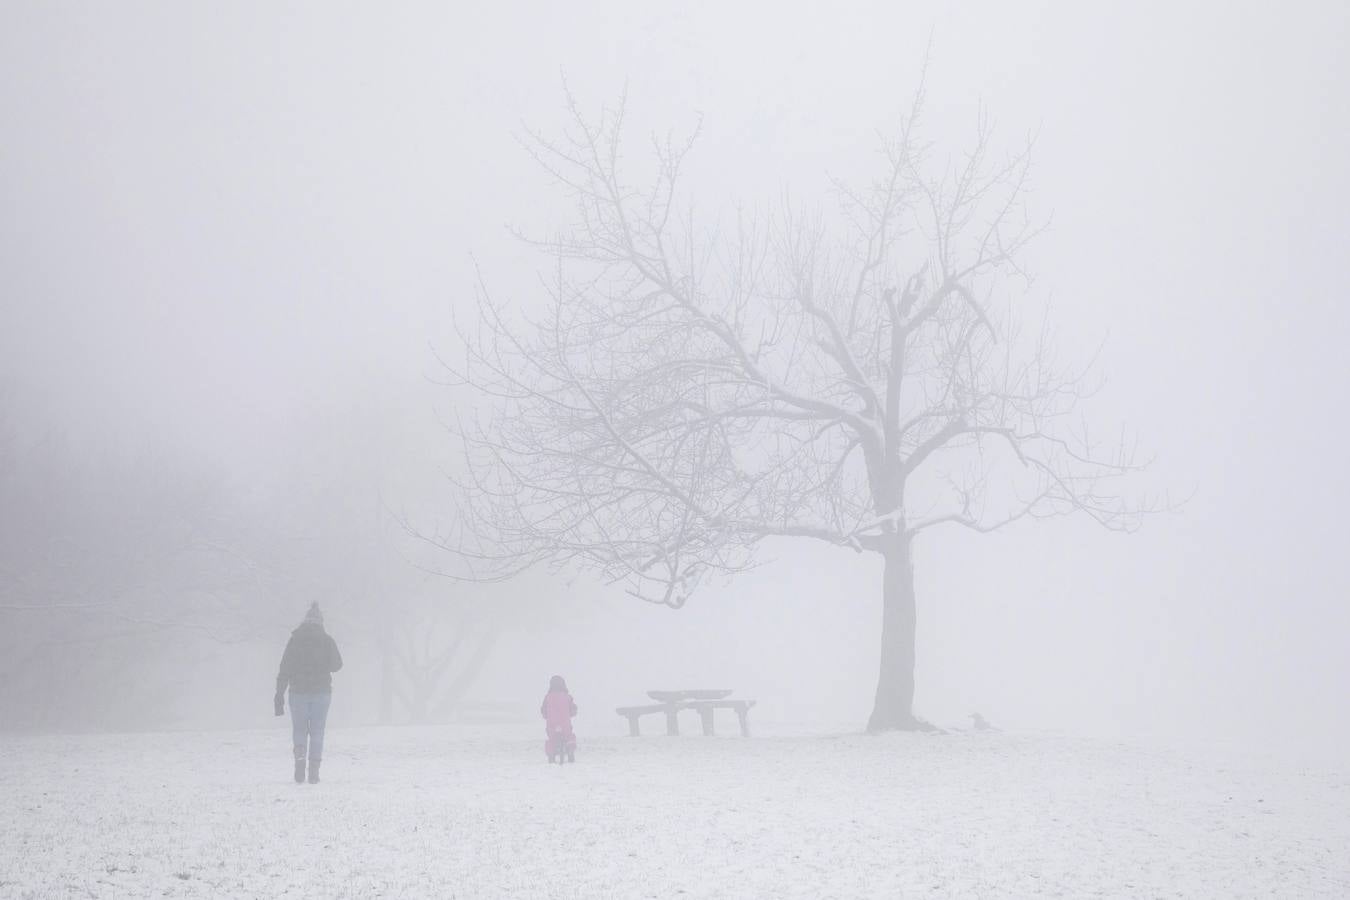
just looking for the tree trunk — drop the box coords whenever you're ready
[431,627,501,720]
[378,636,395,726]
[866,534,922,732]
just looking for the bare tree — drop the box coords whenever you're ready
[439,86,1153,731]
[379,593,500,723]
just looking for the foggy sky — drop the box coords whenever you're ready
[3,1,1348,745]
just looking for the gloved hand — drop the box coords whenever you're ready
[274,694,284,717]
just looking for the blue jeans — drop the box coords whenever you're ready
[290,692,331,762]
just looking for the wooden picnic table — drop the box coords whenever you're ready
[616,689,755,737]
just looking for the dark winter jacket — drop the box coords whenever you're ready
[275,622,343,696]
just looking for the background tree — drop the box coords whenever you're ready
[0,417,268,729]
[0,389,514,730]
[377,587,501,723]
[444,87,1152,731]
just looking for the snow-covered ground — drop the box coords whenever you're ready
[2,724,1346,898]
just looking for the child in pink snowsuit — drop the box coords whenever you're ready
[541,675,577,763]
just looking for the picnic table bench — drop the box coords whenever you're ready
[616,690,756,737]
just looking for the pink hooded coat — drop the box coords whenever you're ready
[541,675,577,747]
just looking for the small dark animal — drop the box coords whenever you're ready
[969,712,999,732]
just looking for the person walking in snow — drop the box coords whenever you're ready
[540,674,578,764]
[274,603,343,784]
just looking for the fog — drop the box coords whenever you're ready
[3,0,1348,756]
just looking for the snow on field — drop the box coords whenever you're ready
[2,724,1347,898]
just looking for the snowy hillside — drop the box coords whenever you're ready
[2,726,1346,898]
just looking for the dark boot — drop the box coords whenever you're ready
[293,747,306,783]
[307,759,321,784]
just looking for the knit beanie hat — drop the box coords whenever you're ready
[303,603,324,626]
